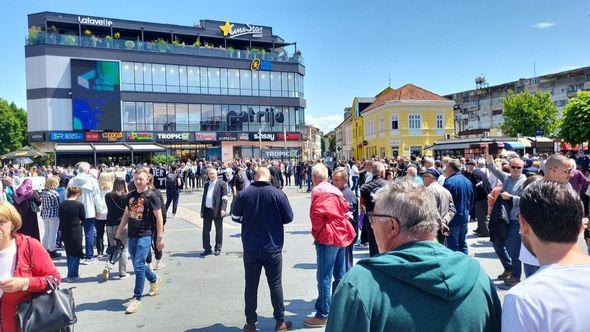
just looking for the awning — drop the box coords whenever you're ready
[55,144,93,152]
[431,143,471,150]
[517,138,531,148]
[128,143,166,152]
[503,141,525,150]
[93,144,130,152]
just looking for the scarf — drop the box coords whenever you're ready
[13,178,34,204]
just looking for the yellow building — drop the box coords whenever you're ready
[353,84,455,158]
[351,96,379,160]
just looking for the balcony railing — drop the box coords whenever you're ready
[26,32,303,64]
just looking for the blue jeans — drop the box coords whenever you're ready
[524,263,540,278]
[314,243,346,319]
[351,176,359,196]
[446,222,468,254]
[83,218,96,259]
[128,236,157,300]
[66,256,80,279]
[492,219,522,279]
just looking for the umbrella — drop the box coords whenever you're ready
[0,147,46,160]
[14,157,34,165]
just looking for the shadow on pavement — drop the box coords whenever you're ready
[285,298,316,325]
[471,241,493,248]
[229,233,242,238]
[293,263,316,270]
[473,251,499,259]
[286,230,310,235]
[185,324,242,331]
[76,298,127,312]
[170,251,208,259]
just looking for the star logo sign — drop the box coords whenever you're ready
[219,20,232,37]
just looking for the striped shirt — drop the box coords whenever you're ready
[41,189,60,219]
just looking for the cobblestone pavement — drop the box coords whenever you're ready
[49,186,588,331]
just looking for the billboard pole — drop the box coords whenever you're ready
[259,127,262,160]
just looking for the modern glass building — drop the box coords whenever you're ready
[25,12,306,164]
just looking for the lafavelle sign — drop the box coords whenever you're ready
[219,20,263,38]
[77,16,113,27]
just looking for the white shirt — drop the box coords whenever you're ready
[205,180,217,208]
[350,165,359,177]
[502,263,590,332]
[519,244,539,266]
[0,240,17,298]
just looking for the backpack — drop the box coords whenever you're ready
[165,172,178,191]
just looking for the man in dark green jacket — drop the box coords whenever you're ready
[326,180,502,332]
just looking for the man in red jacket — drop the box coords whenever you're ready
[304,163,355,328]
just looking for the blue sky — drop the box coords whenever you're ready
[2,0,590,132]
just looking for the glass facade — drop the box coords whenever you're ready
[121,61,304,98]
[122,101,304,132]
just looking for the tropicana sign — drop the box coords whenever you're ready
[219,20,263,38]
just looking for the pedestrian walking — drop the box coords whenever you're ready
[200,168,228,256]
[231,167,294,332]
[103,177,129,281]
[164,165,182,218]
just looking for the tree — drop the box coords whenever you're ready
[10,102,28,146]
[500,91,558,136]
[559,91,590,144]
[0,99,26,155]
[329,135,336,152]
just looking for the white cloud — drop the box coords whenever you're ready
[532,22,555,29]
[305,114,343,133]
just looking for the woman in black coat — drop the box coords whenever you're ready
[12,178,42,241]
[59,186,86,282]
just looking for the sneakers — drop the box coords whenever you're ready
[154,260,167,270]
[214,250,221,256]
[504,276,521,286]
[497,270,512,280]
[243,322,256,332]
[102,267,110,282]
[200,250,213,257]
[62,277,80,283]
[303,317,327,328]
[118,273,129,279]
[275,320,293,331]
[125,299,142,314]
[148,276,162,296]
[81,258,95,265]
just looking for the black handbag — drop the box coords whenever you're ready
[17,238,77,332]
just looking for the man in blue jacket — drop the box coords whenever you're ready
[231,166,294,332]
[443,159,474,254]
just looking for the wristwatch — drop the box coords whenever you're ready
[21,278,30,291]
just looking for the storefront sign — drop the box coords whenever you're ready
[262,148,301,159]
[28,133,45,142]
[219,20,263,38]
[156,132,192,141]
[227,107,284,128]
[277,132,302,141]
[194,132,217,141]
[49,132,84,142]
[126,132,154,141]
[101,131,123,142]
[78,16,113,27]
[250,132,277,141]
[84,132,100,142]
[217,132,239,141]
[260,60,272,71]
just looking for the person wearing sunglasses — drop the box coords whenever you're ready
[486,153,526,286]
[325,180,501,332]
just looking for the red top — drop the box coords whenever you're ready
[1,233,61,332]
[310,191,355,247]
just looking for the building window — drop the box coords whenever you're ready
[208,68,221,95]
[270,73,281,97]
[409,115,422,129]
[259,72,270,96]
[462,96,469,103]
[379,118,384,132]
[391,115,399,131]
[121,62,134,91]
[436,114,444,129]
[165,65,179,93]
[240,70,252,96]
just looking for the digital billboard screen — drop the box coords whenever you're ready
[71,59,121,130]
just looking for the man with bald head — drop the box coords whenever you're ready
[486,153,527,286]
[231,166,294,332]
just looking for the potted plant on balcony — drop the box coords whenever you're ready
[226,46,235,58]
[192,38,202,48]
[135,36,143,50]
[27,25,42,44]
[125,40,135,50]
[249,48,260,59]
[63,35,76,45]
[47,25,58,44]
[113,32,121,48]
[105,35,113,48]
[82,29,92,46]
[154,38,168,52]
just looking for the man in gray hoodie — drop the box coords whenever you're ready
[68,162,103,263]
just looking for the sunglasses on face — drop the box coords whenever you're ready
[510,166,522,170]
[366,212,397,224]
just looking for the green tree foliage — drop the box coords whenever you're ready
[151,154,176,165]
[500,91,558,136]
[329,135,336,152]
[0,99,27,155]
[559,91,590,144]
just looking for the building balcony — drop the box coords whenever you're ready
[26,32,303,65]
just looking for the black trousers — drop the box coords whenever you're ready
[165,189,180,214]
[285,173,292,186]
[203,208,223,251]
[243,251,284,324]
[95,219,106,255]
[474,199,489,236]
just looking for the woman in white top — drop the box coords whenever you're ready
[95,171,114,258]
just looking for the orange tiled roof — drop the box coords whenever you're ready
[363,84,449,112]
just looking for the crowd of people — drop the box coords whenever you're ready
[0,150,589,331]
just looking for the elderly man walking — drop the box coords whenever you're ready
[486,153,526,286]
[304,163,355,328]
[326,180,502,331]
[68,162,103,263]
[360,161,388,257]
[231,167,294,332]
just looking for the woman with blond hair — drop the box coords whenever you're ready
[40,177,61,258]
[95,171,114,258]
[0,202,61,332]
